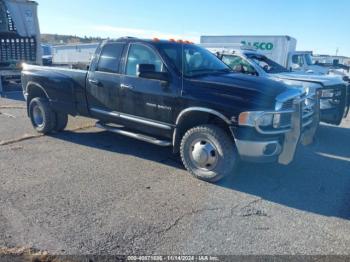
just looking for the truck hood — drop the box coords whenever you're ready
[186,73,289,110]
[272,72,344,87]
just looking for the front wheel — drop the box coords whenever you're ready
[28,97,56,134]
[180,124,237,182]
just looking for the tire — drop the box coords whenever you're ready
[54,112,68,132]
[28,97,56,134]
[180,124,237,183]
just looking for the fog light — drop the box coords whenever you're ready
[263,143,278,156]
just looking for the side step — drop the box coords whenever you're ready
[96,122,172,147]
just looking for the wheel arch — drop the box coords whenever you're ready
[172,107,233,153]
[25,82,50,116]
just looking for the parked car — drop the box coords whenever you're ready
[213,49,349,125]
[200,35,329,75]
[21,38,318,182]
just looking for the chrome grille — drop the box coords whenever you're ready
[281,99,293,110]
[301,92,317,128]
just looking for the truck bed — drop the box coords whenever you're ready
[21,64,90,116]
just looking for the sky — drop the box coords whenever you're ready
[35,0,350,57]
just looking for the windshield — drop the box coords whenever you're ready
[156,43,231,77]
[246,54,289,74]
[305,54,314,65]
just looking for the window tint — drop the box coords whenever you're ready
[96,43,124,73]
[126,44,165,76]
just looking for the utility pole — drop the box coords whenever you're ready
[336,48,339,56]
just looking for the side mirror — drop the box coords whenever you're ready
[137,64,169,82]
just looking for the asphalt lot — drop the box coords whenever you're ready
[1,92,350,255]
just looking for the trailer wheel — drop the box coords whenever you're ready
[180,124,237,182]
[28,97,56,134]
[54,112,68,132]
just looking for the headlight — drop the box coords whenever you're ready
[238,111,274,127]
[258,114,274,126]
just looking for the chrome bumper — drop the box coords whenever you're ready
[235,94,319,165]
[235,139,282,159]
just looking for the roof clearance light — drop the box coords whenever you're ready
[153,37,160,42]
[169,39,176,42]
[177,39,183,43]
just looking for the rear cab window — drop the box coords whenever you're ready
[96,42,125,73]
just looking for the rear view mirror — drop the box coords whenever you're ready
[137,64,169,82]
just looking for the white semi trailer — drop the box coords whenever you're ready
[0,0,41,95]
[52,43,99,69]
[200,35,328,75]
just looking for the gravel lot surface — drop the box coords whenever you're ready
[1,92,350,255]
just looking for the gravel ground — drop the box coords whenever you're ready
[1,92,350,256]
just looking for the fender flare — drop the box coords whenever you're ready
[172,107,232,149]
[25,81,50,100]
[175,107,231,125]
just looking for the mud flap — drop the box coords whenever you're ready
[278,102,302,165]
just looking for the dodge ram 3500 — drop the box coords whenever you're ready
[213,49,349,125]
[21,38,318,182]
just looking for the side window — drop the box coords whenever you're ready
[126,44,165,76]
[222,55,256,74]
[96,43,124,73]
[292,55,304,66]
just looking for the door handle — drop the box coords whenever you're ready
[120,84,134,90]
[89,79,102,86]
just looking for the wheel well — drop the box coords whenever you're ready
[26,84,48,115]
[173,111,233,153]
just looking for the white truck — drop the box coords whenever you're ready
[208,46,349,126]
[0,0,42,95]
[200,35,329,75]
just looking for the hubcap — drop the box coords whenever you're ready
[32,105,44,127]
[190,139,218,171]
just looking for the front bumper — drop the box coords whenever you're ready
[233,94,319,165]
[234,138,281,163]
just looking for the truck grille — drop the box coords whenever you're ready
[0,36,37,64]
[279,92,316,129]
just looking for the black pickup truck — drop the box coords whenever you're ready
[21,38,318,182]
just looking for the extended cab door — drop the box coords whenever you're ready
[86,42,125,119]
[118,42,177,129]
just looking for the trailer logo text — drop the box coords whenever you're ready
[241,41,274,51]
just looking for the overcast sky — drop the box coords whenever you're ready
[36,0,350,56]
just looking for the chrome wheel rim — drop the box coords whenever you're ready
[32,105,44,127]
[189,138,219,171]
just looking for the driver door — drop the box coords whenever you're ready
[119,43,176,126]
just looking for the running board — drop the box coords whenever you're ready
[96,122,172,147]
